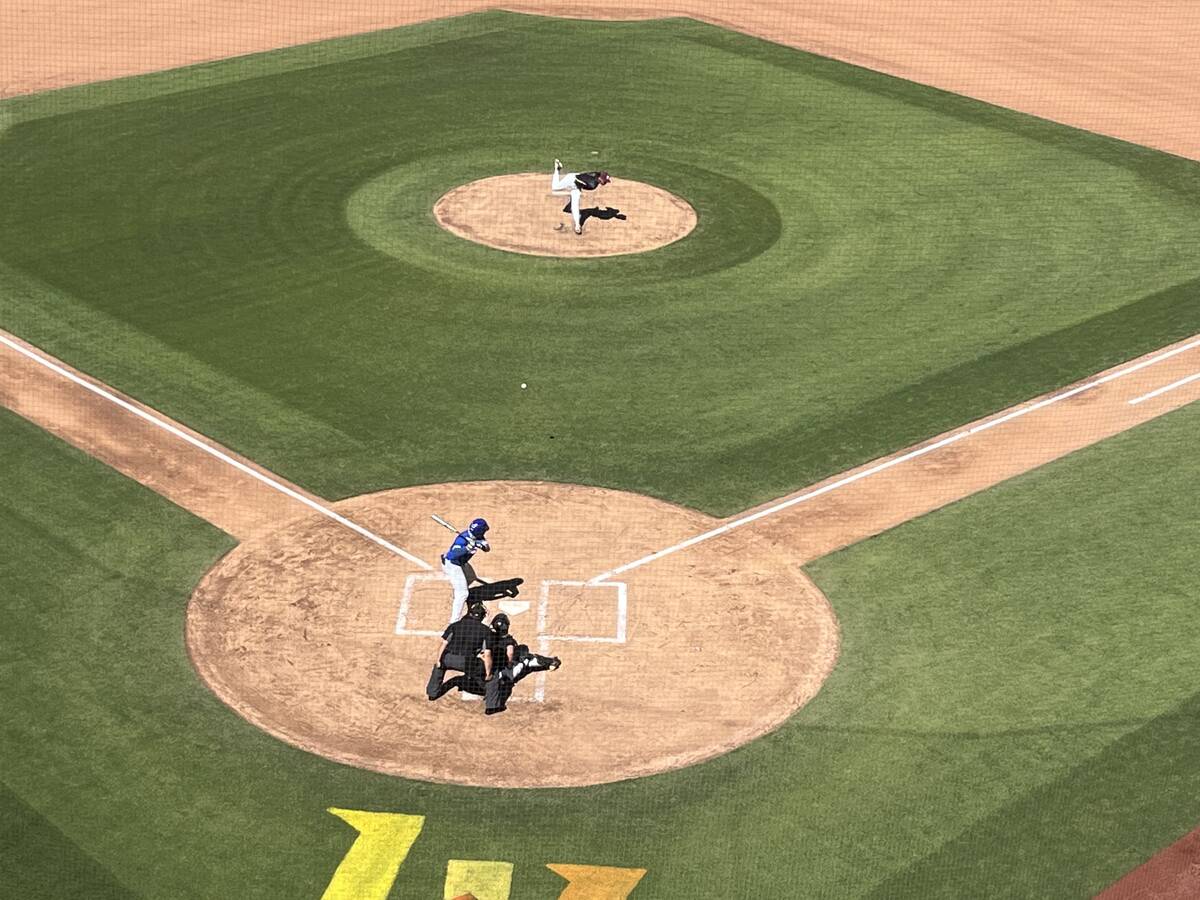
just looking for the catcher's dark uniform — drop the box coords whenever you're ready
[483,629,561,715]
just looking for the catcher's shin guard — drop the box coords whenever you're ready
[529,653,561,671]
[484,674,507,714]
[510,652,561,684]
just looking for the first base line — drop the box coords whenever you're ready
[588,334,1200,584]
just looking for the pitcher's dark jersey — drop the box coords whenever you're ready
[574,171,606,191]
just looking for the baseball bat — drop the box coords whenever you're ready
[431,514,458,533]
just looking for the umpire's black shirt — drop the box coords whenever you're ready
[440,617,490,662]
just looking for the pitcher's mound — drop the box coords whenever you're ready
[433,173,697,257]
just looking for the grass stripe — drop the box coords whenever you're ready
[0,781,139,900]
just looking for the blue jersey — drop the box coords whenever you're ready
[445,530,481,565]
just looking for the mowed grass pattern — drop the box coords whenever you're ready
[1,13,1198,514]
[4,12,1200,899]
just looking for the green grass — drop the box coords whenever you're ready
[0,782,134,899]
[4,382,1200,898]
[1,12,1198,514]
[4,12,1200,898]
[802,400,1200,897]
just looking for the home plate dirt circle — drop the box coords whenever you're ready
[433,173,697,257]
[186,481,839,788]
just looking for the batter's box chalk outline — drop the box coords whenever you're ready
[537,580,628,645]
[394,572,452,636]
[534,580,628,703]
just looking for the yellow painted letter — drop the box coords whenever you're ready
[321,808,425,900]
[444,859,514,900]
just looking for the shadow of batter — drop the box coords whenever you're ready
[467,577,524,603]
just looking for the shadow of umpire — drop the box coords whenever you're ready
[467,577,524,603]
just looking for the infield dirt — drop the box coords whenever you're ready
[3,1,1198,163]
[186,480,840,788]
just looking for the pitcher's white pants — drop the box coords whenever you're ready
[443,558,477,621]
[551,168,581,230]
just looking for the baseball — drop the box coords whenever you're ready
[520,382,527,389]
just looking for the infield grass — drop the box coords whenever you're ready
[1,12,1198,515]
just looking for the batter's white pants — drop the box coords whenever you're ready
[551,167,581,230]
[443,558,477,621]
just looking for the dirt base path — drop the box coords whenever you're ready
[3,2,1199,164]
[0,330,313,540]
[727,336,1200,568]
[1097,828,1200,899]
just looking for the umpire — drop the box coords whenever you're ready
[427,602,492,701]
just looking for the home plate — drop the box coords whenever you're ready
[499,599,531,616]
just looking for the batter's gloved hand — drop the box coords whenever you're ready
[472,539,490,553]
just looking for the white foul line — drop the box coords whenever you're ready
[1128,371,1200,406]
[0,333,432,570]
[589,335,1200,584]
[534,581,551,702]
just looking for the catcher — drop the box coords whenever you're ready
[483,612,561,715]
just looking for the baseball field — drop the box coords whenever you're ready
[2,3,1200,898]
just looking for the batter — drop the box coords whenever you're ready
[442,517,490,621]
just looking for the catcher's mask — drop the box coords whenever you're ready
[491,613,511,636]
[466,602,487,621]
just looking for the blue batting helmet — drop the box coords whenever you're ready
[468,517,489,539]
